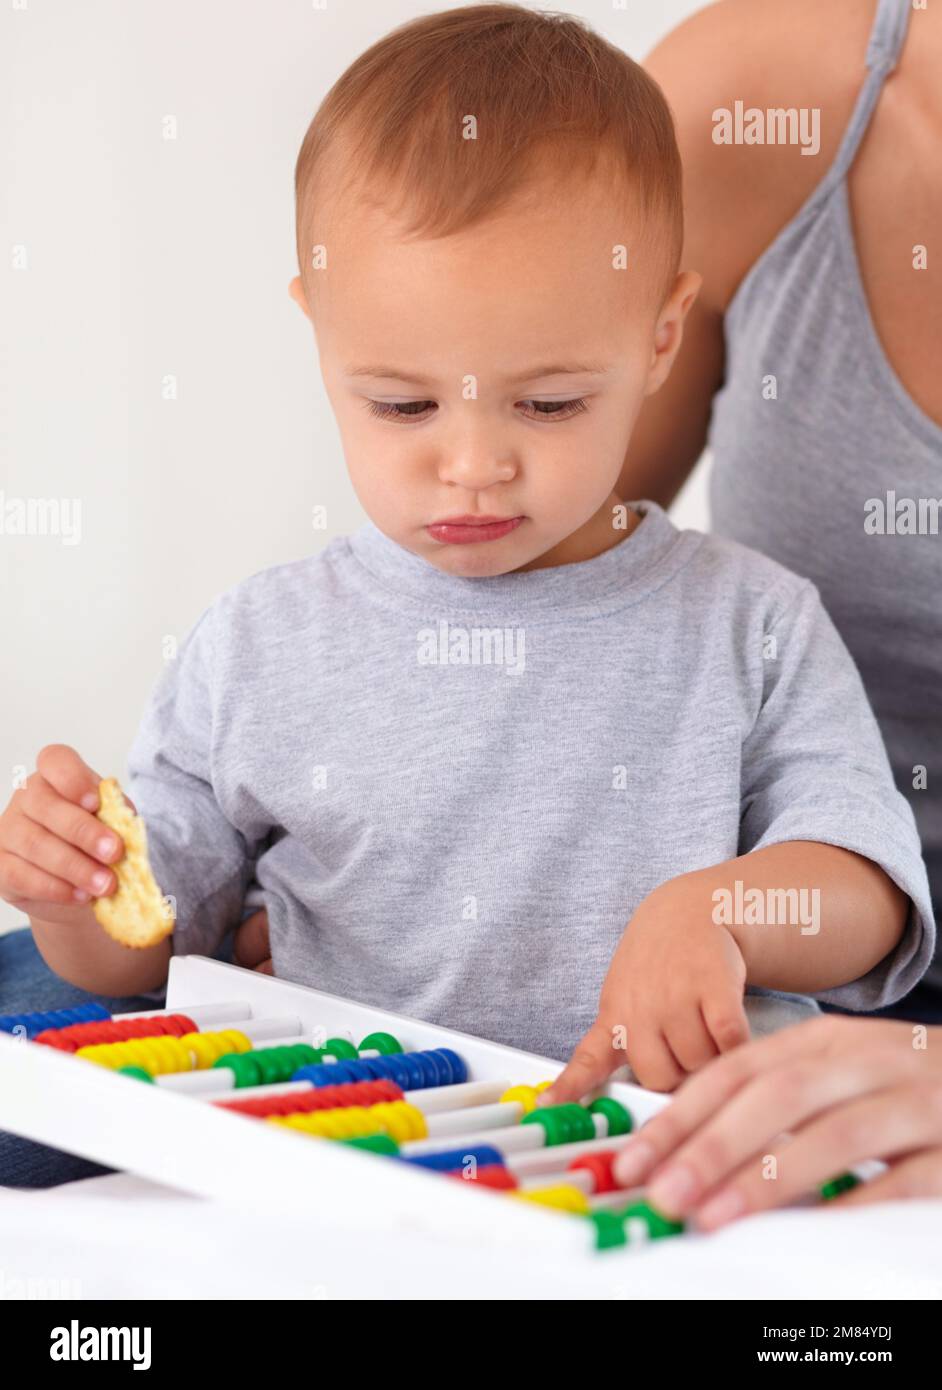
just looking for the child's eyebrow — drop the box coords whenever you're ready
[344,361,612,386]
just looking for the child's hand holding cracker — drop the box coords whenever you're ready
[544,876,751,1100]
[0,744,173,994]
[0,745,130,924]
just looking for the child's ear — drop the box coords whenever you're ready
[643,270,702,396]
[288,275,312,321]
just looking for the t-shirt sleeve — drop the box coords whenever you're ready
[739,579,935,1010]
[125,601,254,967]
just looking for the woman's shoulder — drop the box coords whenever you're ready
[646,0,876,310]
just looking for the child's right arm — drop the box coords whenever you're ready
[0,743,172,996]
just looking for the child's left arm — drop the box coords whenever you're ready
[544,838,907,1099]
[711,838,909,991]
[547,577,934,1100]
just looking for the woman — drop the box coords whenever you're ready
[597,0,942,1217]
[625,0,941,1022]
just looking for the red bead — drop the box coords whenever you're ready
[216,1076,403,1118]
[446,1164,517,1190]
[568,1150,618,1192]
[33,1012,196,1052]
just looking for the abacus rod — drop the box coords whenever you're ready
[402,1111,610,1157]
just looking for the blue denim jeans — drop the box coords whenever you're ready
[0,924,233,1188]
[821,980,942,1027]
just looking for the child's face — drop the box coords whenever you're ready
[291,178,698,575]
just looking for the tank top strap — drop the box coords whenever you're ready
[817,0,912,193]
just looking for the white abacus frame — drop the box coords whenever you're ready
[0,955,672,1257]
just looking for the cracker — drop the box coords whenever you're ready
[91,777,174,949]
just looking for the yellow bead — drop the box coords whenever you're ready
[76,1035,190,1074]
[75,1044,112,1068]
[185,1034,218,1069]
[269,1099,427,1144]
[513,1184,591,1214]
[499,1085,541,1114]
[371,1101,428,1143]
[179,1029,249,1069]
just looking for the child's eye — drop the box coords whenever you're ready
[364,398,589,423]
[519,398,589,421]
[365,399,435,421]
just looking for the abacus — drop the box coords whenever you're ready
[0,955,862,1254]
[0,955,680,1255]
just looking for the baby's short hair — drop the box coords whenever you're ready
[295,3,683,305]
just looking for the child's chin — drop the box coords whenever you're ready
[433,547,524,579]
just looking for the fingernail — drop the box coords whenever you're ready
[613,1139,656,1186]
[96,836,117,860]
[648,1163,698,1213]
[91,870,111,893]
[80,792,99,811]
[72,888,90,903]
[695,1188,746,1230]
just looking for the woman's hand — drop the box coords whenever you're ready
[612,1014,942,1228]
[233,907,272,974]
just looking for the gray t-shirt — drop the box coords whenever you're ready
[126,502,935,1061]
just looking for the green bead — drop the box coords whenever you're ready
[290,1043,320,1068]
[257,1048,293,1085]
[522,1103,595,1146]
[213,1052,258,1087]
[358,1032,402,1056]
[588,1096,633,1137]
[617,1199,685,1241]
[118,1065,154,1084]
[820,1172,861,1200]
[588,1211,628,1250]
[323,1037,359,1061]
[343,1133,400,1156]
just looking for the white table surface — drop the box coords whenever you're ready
[2,1172,941,1299]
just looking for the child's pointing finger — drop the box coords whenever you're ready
[539,1021,619,1106]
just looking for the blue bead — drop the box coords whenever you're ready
[0,1001,110,1039]
[435,1048,467,1085]
[399,1054,429,1089]
[424,1050,452,1086]
[410,1052,439,1087]
[406,1144,504,1171]
[357,1056,389,1082]
[292,1060,357,1087]
[367,1054,405,1088]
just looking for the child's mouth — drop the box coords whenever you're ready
[427,515,525,545]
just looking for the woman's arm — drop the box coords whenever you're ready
[621,0,873,507]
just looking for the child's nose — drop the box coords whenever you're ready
[437,448,517,490]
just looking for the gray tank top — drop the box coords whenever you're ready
[709,0,942,987]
